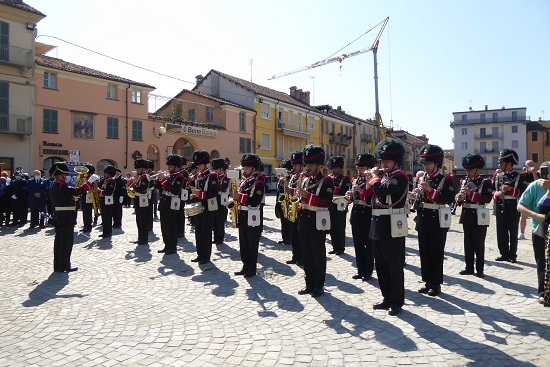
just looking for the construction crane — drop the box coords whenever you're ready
[269,17,390,142]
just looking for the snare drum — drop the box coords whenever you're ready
[185,202,204,217]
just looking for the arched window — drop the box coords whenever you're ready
[147,144,159,171]
[210,150,220,159]
[173,137,194,163]
[43,157,64,173]
[97,159,117,176]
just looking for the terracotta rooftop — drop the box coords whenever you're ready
[148,115,226,131]
[35,55,155,89]
[526,120,550,131]
[155,89,255,114]
[0,0,45,16]
[391,130,428,146]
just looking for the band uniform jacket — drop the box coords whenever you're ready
[491,170,527,215]
[458,176,492,226]
[129,174,149,196]
[414,171,455,232]
[48,179,88,226]
[369,169,409,241]
[217,172,230,206]
[194,169,219,206]
[237,172,265,225]
[300,172,334,212]
[330,174,352,210]
[350,175,374,223]
[157,172,184,210]
[98,178,116,204]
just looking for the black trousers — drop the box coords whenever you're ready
[160,206,178,252]
[148,200,154,231]
[373,237,405,308]
[195,209,214,261]
[177,202,185,236]
[11,198,27,224]
[213,206,228,243]
[532,232,547,295]
[463,224,487,274]
[81,199,93,231]
[237,212,262,272]
[496,208,520,260]
[136,205,150,243]
[113,200,122,227]
[418,228,448,287]
[329,205,347,252]
[289,220,301,262]
[54,224,75,271]
[29,198,46,226]
[101,204,113,236]
[275,202,291,244]
[299,210,327,290]
[351,205,373,278]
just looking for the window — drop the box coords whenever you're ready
[461,128,467,136]
[512,125,518,133]
[533,153,539,163]
[132,120,142,141]
[480,127,486,138]
[206,106,214,122]
[297,139,303,152]
[297,113,302,127]
[288,110,294,125]
[480,113,485,123]
[188,109,195,121]
[0,21,9,62]
[261,103,270,119]
[43,109,58,133]
[44,72,57,89]
[277,137,284,158]
[107,85,117,99]
[532,131,538,141]
[512,111,518,121]
[261,133,271,150]
[239,137,252,153]
[308,116,314,130]
[0,81,8,131]
[239,112,246,131]
[288,138,294,153]
[298,120,302,132]
[107,117,119,138]
[461,115,467,123]
[461,142,468,150]
[511,140,518,149]
[131,90,141,103]
[492,113,498,122]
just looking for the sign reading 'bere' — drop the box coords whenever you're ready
[165,123,218,139]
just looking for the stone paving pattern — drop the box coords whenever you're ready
[1,194,549,366]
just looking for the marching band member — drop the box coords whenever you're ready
[233,154,265,277]
[492,149,527,263]
[80,164,98,232]
[369,139,408,316]
[48,162,96,272]
[113,168,125,229]
[176,157,189,239]
[190,150,219,264]
[414,144,455,297]
[97,165,117,238]
[129,159,150,246]
[186,163,198,228]
[457,154,492,277]
[327,156,351,255]
[296,144,334,298]
[275,159,292,246]
[212,158,230,245]
[156,154,185,255]
[346,153,377,281]
[146,160,156,232]
[285,151,305,266]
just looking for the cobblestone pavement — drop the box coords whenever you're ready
[1,195,549,366]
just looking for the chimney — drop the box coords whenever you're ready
[289,86,297,98]
[195,75,204,85]
[289,86,311,105]
[485,105,488,111]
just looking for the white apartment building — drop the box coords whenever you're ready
[451,106,529,174]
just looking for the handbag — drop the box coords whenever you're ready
[438,207,452,228]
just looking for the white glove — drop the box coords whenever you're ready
[87,174,100,183]
[119,196,124,203]
[11,195,17,199]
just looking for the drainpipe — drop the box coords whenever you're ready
[274,100,280,159]
[124,84,130,169]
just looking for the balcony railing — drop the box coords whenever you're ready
[450,116,530,126]
[0,44,33,68]
[0,114,33,135]
[329,133,351,146]
[474,133,504,139]
[360,133,373,142]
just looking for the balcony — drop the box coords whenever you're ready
[278,122,310,138]
[0,44,33,69]
[474,148,499,154]
[360,133,373,142]
[474,133,504,139]
[329,133,351,146]
[0,114,32,136]
[450,116,530,126]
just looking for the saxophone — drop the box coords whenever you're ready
[227,178,239,227]
[92,180,101,217]
[288,172,305,223]
[277,175,289,219]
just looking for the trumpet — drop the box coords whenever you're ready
[149,170,169,180]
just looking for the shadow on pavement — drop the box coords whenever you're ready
[245,275,304,315]
[125,244,153,264]
[22,272,86,307]
[314,292,417,352]
[192,263,238,298]
[154,253,195,279]
[325,273,364,295]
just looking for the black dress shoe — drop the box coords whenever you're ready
[234,270,247,276]
[277,240,285,244]
[164,250,177,255]
[373,301,390,310]
[243,271,256,278]
[428,285,441,297]
[495,256,509,261]
[335,250,344,255]
[418,285,431,294]
[328,250,337,254]
[388,306,402,316]
[352,274,363,280]
[54,269,64,273]
[298,287,314,295]
[158,248,167,253]
[131,240,140,244]
[191,257,201,262]
[362,276,372,282]
[311,288,324,298]
[199,259,210,265]
[509,258,517,263]
[459,269,474,275]
[66,267,78,272]
[113,226,121,229]
[295,261,303,266]
[286,259,297,265]
[99,234,111,238]
[475,272,485,278]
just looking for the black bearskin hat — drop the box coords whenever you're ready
[355,153,377,168]
[192,150,210,165]
[49,162,70,177]
[419,144,444,167]
[303,144,325,165]
[241,154,261,169]
[280,159,292,170]
[327,156,344,169]
[103,165,117,176]
[84,163,96,174]
[166,154,183,167]
[290,151,304,165]
[134,159,148,169]
[211,158,225,170]
[498,149,519,165]
[147,160,155,170]
[374,139,405,166]
[462,154,485,169]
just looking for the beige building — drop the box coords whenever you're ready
[0,0,45,176]
[526,120,550,167]
[390,130,428,174]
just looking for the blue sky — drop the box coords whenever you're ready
[29,0,550,149]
